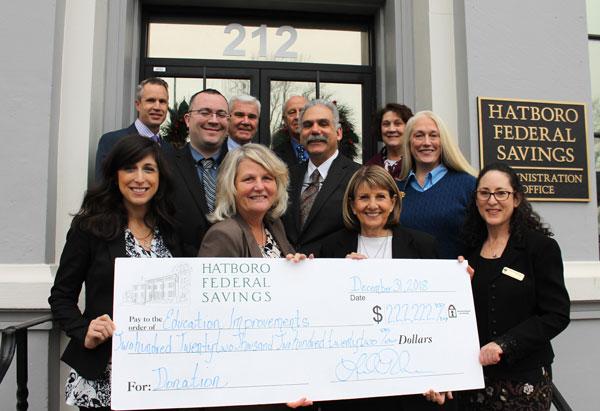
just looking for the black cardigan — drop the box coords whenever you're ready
[464,229,570,377]
[48,226,182,379]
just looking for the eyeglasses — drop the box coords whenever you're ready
[188,109,229,119]
[476,190,514,201]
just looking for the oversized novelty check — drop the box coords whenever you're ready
[111,258,483,410]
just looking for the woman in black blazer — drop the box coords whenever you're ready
[320,165,449,411]
[457,163,570,410]
[49,135,181,411]
[321,165,438,261]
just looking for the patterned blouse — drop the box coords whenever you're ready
[65,228,172,408]
[261,228,283,258]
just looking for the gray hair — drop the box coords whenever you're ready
[229,94,261,116]
[135,77,169,101]
[209,143,289,222]
[299,99,340,129]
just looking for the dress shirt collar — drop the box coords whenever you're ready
[188,143,222,164]
[227,136,242,151]
[407,163,448,192]
[134,118,160,140]
[307,150,339,182]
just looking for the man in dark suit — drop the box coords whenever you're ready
[272,95,309,168]
[95,77,171,180]
[283,99,361,255]
[167,89,229,256]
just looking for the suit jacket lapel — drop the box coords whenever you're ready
[175,145,210,215]
[492,234,525,281]
[107,232,128,262]
[338,231,359,256]
[289,163,308,234]
[234,215,262,257]
[391,226,414,258]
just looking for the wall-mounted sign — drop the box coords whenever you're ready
[477,97,590,202]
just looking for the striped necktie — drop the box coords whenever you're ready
[199,158,216,212]
[300,169,321,227]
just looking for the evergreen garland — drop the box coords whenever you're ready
[161,99,189,149]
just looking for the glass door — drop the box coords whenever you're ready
[262,69,373,162]
[140,10,376,159]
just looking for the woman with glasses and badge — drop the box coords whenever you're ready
[398,111,477,258]
[49,135,181,411]
[457,162,570,410]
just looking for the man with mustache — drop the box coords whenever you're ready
[167,88,229,256]
[273,95,309,168]
[283,99,361,255]
[94,77,172,180]
[225,94,260,150]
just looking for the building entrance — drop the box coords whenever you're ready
[140,9,376,160]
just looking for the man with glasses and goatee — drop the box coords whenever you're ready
[167,88,230,256]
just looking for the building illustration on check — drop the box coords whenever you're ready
[122,263,192,305]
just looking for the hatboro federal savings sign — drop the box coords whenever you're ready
[477,97,590,202]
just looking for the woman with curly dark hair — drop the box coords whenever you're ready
[366,103,413,180]
[49,135,182,410]
[457,162,570,410]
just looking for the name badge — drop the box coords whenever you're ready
[502,267,525,281]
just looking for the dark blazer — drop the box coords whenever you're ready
[320,225,439,259]
[320,226,446,411]
[48,226,182,380]
[167,142,228,256]
[95,123,174,181]
[464,229,570,378]
[95,123,138,180]
[282,154,361,256]
[272,139,301,170]
[199,215,294,257]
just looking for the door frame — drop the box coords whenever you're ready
[142,58,376,159]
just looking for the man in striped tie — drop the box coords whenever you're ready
[282,99,360,255]
[167,88,230,256]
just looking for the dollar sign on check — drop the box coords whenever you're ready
[372,305,383,324]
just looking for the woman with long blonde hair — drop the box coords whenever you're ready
[398,110,476,258]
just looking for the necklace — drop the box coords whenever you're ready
[128,225,154,251]
[484,235,508,258]
[358,235,391,259]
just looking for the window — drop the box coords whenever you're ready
[142,8,375,160]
